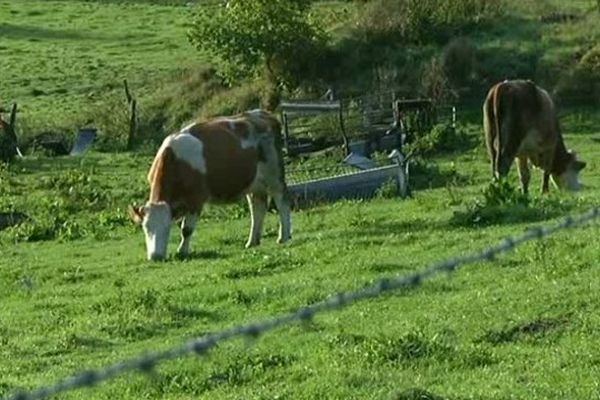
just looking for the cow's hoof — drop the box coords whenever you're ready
[245,240,260,249]
[277,236,291,244]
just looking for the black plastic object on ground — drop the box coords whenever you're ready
[0,212,28,231]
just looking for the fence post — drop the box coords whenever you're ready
[124,79,137,150]
[338,101,350,155]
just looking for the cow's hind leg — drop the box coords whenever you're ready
[177,213,198,258]
[496,116,521,178]
[485,127,498,179]
[516,157,530,195]
[272,189,291,244]
[246,192,268,248]
[541,172,550,194]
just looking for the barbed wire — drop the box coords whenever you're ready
[4,206,600,400]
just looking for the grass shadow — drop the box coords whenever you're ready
[166,304,220,322]
[184,250,227,261]
[0,23,110,41]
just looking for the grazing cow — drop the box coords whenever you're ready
[483,79,586,194]
[129,109,291,261]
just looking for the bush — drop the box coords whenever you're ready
[355,0,503,44]
[420,57,457,104]
[405,122,470,158]
[188,0,329,89]
[450,179,576,227]
[554,45,600,102]
[442,37,478,89]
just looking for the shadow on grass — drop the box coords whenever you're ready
[478,315,570,345]
[166,304,220,322]
[0,23,115,41]
[184,250,227,261]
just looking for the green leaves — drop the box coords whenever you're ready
[188,0,328,87]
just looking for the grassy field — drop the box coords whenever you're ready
[2,109,600,399]
[2,0,600,399]
[0,0,201,133]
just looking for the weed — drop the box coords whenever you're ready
[450,179,575,227]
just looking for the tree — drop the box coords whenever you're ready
[188,0,328,91]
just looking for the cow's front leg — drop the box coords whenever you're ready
[516,157,530,195]
[177,213,198,258]
[246,192,268,248]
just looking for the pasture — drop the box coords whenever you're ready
[2,1,600,399]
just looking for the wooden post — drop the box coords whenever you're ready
[124,79,137,150]
[127,99,137,151]
[124,79,133,104]
[338,102,350,155]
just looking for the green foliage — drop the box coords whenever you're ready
[355,0,503,44]
[450,179,578,227]
[441,37,478,89]
[555,45,600,102]
[406,123,471,158]
[188,0,329,88]
[375,178,400,199]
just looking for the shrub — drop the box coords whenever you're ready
[420,57,457,104]
[188,0,329,89]
[450,179,577,227]
[442,37,478,89]
[554,45,600,102]
[405,122,470,158]
[355,0,503,44]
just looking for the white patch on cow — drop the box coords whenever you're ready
[240,136,258,150]
[163,133,207,174]
[180,121,196,133]
[141,202,172,261]
[554,168,581,191]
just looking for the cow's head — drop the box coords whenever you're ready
[128,202,172,261]
[552,151,586,191]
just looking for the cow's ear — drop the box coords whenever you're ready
[574,160,587,171]
[128,204,145,224]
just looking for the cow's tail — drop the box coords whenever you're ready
[493,84,502,176]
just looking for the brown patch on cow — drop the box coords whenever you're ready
[185,121,259,202]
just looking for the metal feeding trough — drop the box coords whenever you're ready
[288,150,409,208]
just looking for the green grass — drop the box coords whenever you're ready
[0,0,201,131]
[2,1,600,399]
[2,110,600,399]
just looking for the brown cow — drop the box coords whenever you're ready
[129,109,291,261]
[483,79,586,194]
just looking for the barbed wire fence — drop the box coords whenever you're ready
[4,206,600,400]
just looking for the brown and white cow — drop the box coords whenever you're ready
[483,79,586,194]
[129,109,291,261]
